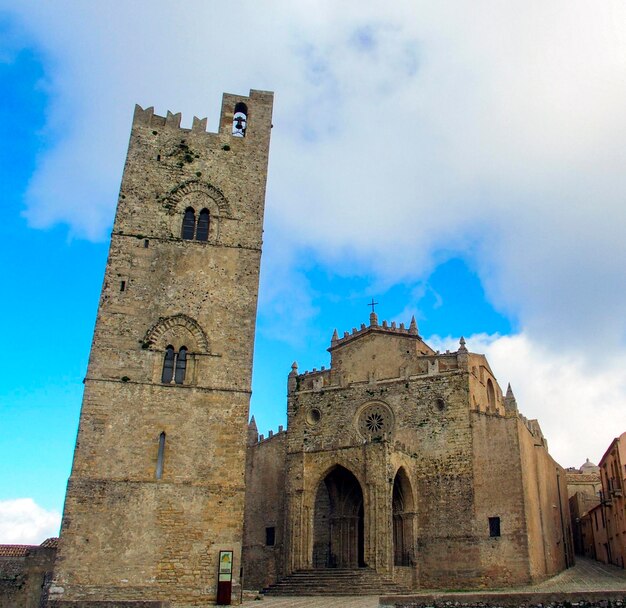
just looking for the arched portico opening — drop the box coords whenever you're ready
[392,468,416,566]
[312,466,365,568]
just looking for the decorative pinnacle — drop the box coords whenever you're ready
[458,336,468,353]
[249,415,258,430]
[331,328,339,343]
[504,383,518,411]
[289,361,298,376]
[408,315,418,335]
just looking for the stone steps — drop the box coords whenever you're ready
[263,568,411,596]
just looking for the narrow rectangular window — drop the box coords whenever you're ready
[120,280,126,292]
[265,527,275,546]
[489,516,501,537]
[144,239,149,248]
[156,432,166,479]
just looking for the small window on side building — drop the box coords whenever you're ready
[265,526,275,546]
[489,516,501,537]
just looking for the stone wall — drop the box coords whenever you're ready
[242,431,287,590]
[518,419,573,578]
[380,592,626,608]
[471,412,532,586]
[0,542,56,608]
[49,602,167,607]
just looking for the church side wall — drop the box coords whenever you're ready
[517,422,572,580]
[471,412,531,586]
[242,433,287,591]
[410,373,480,589]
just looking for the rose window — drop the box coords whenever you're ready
[358,403,394,439]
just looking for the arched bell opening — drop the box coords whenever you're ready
[312,465,365,569]
[392,467,416,567]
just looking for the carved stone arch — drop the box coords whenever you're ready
[312,464,366,569]
[313,462,367,497]
[392,466,416,512]
[143,314,209,353]
[392,466,416,567]
[163,179,232,217]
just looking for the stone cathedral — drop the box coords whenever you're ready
[46,90,572,607]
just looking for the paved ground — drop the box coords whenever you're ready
[510,556,626,593]
[244,558,626,607]
[244,595,379,608]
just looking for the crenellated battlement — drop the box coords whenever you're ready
[132,105,212,133]
[256,425,286,444]
[132,89,274,138]
[329,311,422,350]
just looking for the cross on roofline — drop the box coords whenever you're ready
[368,298,379,313]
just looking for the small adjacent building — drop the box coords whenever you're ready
[243,313,573,591]
[567,459,601,556]
[0,538,57,608]
[596,432,626,567]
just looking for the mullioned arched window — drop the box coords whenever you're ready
[161,346,188,385]
[181,207,210,241]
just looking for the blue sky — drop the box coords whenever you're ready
[1,1,626,543]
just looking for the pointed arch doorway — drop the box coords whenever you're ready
[312,466,365,568]
[392,468,416,566]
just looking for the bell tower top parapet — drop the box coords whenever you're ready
[131,89,274,140]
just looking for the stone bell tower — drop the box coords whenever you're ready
[49,90,273,606]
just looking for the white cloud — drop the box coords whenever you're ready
[3,2,626,349]
[428,332,626,468]
[0,499,60,545]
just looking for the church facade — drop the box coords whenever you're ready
[43,89,573,607]
[243,313,573,591]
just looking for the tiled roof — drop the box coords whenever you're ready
[0,545,31,557]
[0,538,59,556]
